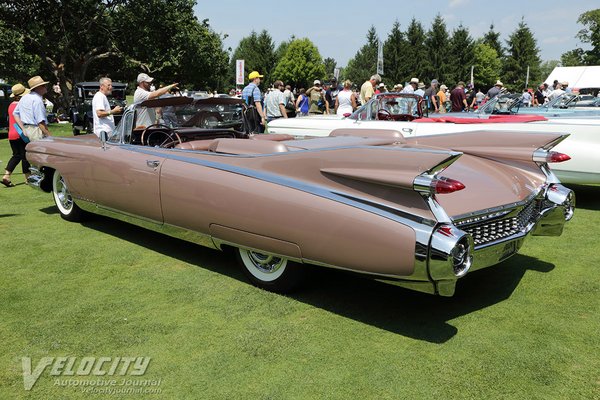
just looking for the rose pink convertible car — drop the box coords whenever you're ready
[26,97,575,296]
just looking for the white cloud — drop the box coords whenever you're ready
[449,0,469,8]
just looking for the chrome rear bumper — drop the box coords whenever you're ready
[27,167,45,191]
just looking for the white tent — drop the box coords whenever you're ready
[545,66,600,89]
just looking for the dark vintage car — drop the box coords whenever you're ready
[0,83,12,128]
[26,96,575,297]
[70,81,127,135]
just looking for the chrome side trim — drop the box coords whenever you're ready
[124,146,435,231]
[76,199,219,250]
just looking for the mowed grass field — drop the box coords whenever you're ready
[0,124,599,399]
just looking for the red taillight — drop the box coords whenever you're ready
[433,177,466,194]
[547,151,571,163]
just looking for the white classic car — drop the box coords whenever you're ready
[268,93,600,184]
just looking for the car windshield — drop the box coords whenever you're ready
[476,94,521,115]
[544,93,599,109]
[134,96,244,130]
[348,94,422,120]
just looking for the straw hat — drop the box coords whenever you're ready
[28,76,49,90]
[10,83,30,98]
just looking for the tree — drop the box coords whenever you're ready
[575,8,600,65]
[447,24,475,86]
[0,0,228,110]
[473,42,501,90]
[560,49,585,66]
[404,18,429,82]
[272,38,325,89]
[0,20,42,83]
[483,24,503,58]
[540,60,560,81]
[344,26,379,86]
[383,20,408,86]
[229,30,276,87]
[424,14,450,83]
[503,20,542,90]
[275,36,295,62]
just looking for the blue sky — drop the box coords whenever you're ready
[195,0,595,66]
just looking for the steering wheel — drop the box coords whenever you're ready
[140,123,182,148]
[377,109,393,121]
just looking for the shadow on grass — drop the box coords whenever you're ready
[569,184,600,211]
[39,206,59,215]
[0,213,20,218]
[79,214,553,344]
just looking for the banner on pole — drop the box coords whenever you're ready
[236,60,245,85]
[334,68,340,81]
[377,40,384,75]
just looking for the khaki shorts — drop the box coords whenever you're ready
[23,125,45,142]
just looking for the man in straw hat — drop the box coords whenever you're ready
[2,84,31,187]
[13,76,51,142]
[485,80,503,101]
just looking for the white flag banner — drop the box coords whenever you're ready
[377,40,384,75]
[236,60,245,85]
[334,68,340,81]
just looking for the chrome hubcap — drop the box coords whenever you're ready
[56,177,72,211]
[247,251,285,274]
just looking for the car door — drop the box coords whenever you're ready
[88,110,165,222]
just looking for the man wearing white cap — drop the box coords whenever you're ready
[13,75,51,142]
[133,72,178,127]
[306,80,327,114]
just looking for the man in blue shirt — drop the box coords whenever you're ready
[242,71,266,133]
[13,76,51,141]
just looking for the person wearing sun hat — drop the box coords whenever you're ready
[2,84,31,187]
[13,75,51,143]
[133,72,178,127]
[485,79,503,101]
[242,71,266,132]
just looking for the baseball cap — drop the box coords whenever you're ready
[314,80,321,85]
[431,79,439,85]
[137,73,154,83]
[248,71,263,80]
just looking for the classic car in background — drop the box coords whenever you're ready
[471,93,600,118]
[268,93,600,184]
[26,96,575,297]
[70,81,127,135]
[0,82,12,128]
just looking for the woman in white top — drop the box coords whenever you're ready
[335,80,357,116]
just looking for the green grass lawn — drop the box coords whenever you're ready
[1,124,599,399]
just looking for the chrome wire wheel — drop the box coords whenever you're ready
[53,172,73,215]
[52,171,84,222]
[238,249,288,282]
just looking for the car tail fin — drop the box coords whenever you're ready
[404,130,569,163]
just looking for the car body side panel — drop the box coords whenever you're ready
[159,158,419,276]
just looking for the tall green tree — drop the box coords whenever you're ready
[483,24,503,58]
[404,18,429,82]
[272,38,325,89]
[424,14,450,83]
[473,42,501,89]
[275,36,295,63]
[382,20,407,86]
[229,30,276,87]
[447,24,475,86]
[503,20,542,90]
[0,20,41,83]
[575,8,600,65]
[0,0,228,109]
[345,26,379,85]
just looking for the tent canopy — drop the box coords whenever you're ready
[545,66,600,89]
